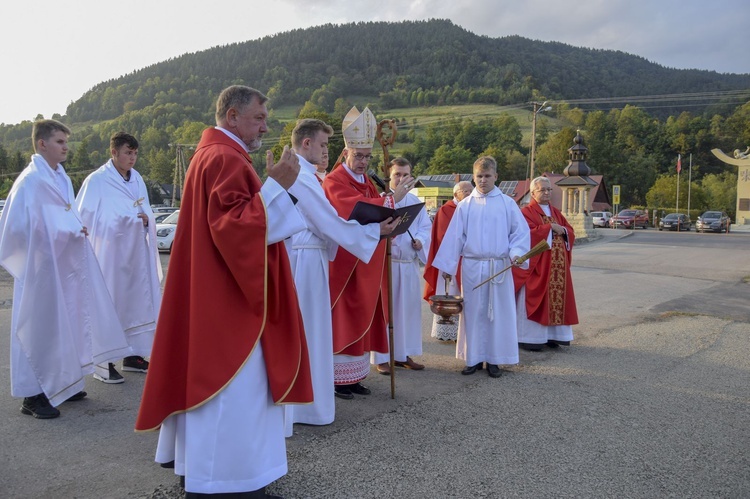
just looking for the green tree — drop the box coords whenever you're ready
[173,121,207,145]
[0,143,9,175]
[147,148,175,184]
[645,174,703,212]
[70,138,92,172]
[488,114,523,152]
[535,127,577,174]
[426,144,474,175]
[701,171,737,219]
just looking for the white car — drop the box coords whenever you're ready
[156,210,179,252]
[591,211,612,228]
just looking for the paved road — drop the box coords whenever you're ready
[0,229,748,498]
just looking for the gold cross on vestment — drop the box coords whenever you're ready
[133,197,145,207]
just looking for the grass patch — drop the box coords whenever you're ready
[659,311,702,319]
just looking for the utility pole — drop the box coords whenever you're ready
[168,143,195,207]
[529,101,551,181]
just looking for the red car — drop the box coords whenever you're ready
[610,209,649,229]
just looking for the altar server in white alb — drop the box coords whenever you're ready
[75,132,162,384]
[432,156,530,378]
[0,120,131,419]
[283,118,396,436]
[373,157,432,374]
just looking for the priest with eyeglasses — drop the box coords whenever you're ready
[322,107,414,400]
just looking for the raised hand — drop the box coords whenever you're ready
[266,145,300,190]
[392,174,415,203]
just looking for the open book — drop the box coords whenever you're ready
[348,201,425,239]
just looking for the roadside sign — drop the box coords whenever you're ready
[613,185,621,205]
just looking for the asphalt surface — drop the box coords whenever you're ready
[0,227,748,498]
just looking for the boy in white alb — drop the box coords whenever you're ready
[432,156,530,378]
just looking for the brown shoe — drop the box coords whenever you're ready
[395,356,425,370]
[377,362,391,375]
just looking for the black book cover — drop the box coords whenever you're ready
[348,201,425,239]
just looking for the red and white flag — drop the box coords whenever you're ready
[677,154,682,173]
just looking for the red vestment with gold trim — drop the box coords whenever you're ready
[322,164,389,356]
[136,128,312,431]
[512,199,579,326]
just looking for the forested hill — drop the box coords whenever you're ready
[66,19,750,123]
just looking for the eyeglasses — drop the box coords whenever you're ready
[352,153,373,162]
[535,188,553,193]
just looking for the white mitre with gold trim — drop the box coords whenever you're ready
[342,106,377,149]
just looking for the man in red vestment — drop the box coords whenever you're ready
[512,176,579,351]
[322,106,414,400]
[423,181,473,341]
[135,85,313,497]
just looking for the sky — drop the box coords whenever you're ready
[1,0,749,125]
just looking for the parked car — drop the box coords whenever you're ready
[591,211,612,228]
[610,209,649,229]
[658,213,691,231]
[0,199,5,216]
[156,210,179,252]
[695,211,731,233]
[153,212,173,224]
[151,205,178,214]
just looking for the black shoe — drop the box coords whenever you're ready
[94,363,124,384]
[349,382,371,395]
[550,340,570,346]
[160,460,175,469]
[545,340,560,349]
[334,386,354,400]
[20,393,60,419]
[65,391,87,402]
[252,488,284,499]
[519,342,543,352]
[486,364,502,378]
[461,362,483,375]
[122,355,149,373]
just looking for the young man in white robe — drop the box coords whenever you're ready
[432,156,530,378]
[373,157,432,374]
[283,118,397,437]
[0,119,131,419]
[75,132,162,384]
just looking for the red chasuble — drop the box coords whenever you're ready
[512,199,579,326]
[136,128,312,432]
[322,164,389,356]
[423,200,461,301]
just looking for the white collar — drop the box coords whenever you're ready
[216,126,250,152]
[342,163,365,183]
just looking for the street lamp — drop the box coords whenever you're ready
[529,101,552,181]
